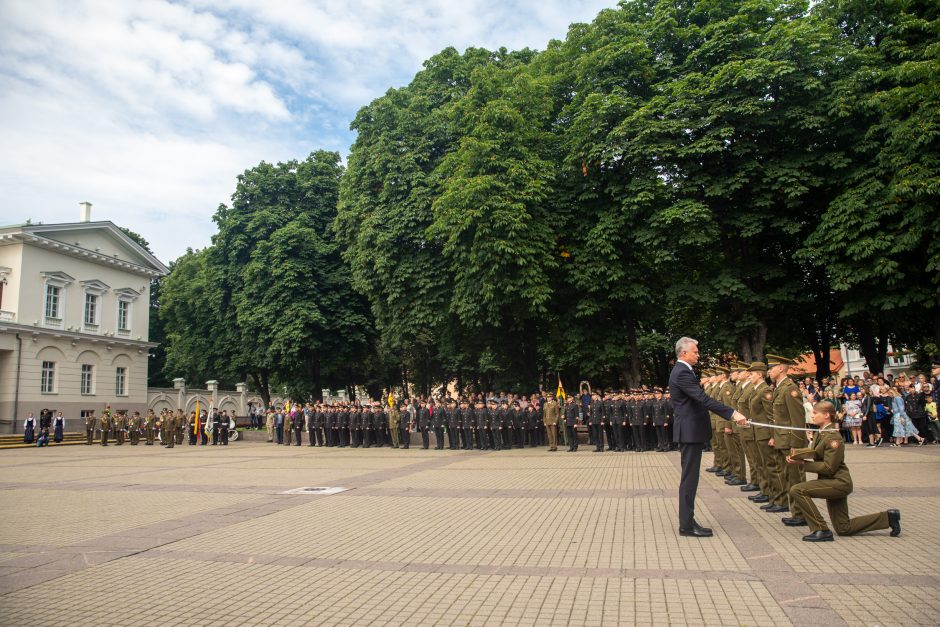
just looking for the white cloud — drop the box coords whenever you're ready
[0,0,615,263]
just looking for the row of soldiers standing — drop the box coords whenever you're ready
[578,390,675,453]
[704,355,808,513]
[83,407,233,448]
[271,399,562,450]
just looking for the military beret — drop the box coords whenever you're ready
[747,361,768,372]
[766,354,796,366]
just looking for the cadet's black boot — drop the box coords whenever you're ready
[888,509,901,537]
[802,530,833,542]
[782,517,807,526]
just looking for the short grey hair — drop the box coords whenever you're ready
[675,336,698,358]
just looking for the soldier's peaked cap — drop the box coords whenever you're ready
[766,354,796,366]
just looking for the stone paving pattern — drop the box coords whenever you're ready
[0,441,937,626]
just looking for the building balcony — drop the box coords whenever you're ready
[44,316,63,329]
[0,310,14,322]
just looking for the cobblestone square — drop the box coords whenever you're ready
[0,442,937,625]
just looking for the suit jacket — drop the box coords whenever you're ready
[668,363,734,443]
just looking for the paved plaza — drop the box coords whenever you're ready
[0,441,937,626]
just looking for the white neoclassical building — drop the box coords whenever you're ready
[0,203,168,431]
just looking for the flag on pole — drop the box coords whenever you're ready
[388,391,395,408]
[556,375,566,403]
[194,400,200,437]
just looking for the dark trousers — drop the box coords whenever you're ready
[678,442,704,529]
[420,427,430,449]
[275,424,283,444]
[448,427,459,449]
[294,427,302,445]
[655,426,669,450]
[592,425,604,451]
[339,428,349,447]
[566,425,578,450]
[220,426,229,445]
[612,423,625,451]
[632,425,647,451]
[462,427,472,449]
[399,426,410,448]
[434,427,445,449]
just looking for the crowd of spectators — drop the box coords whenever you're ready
[796,370,939,447]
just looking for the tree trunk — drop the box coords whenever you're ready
[739,322,767,362]
[249,370,270,410]
[855,317,887,375]
[624,320,642,388]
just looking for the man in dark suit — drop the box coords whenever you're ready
[669,337,747,537]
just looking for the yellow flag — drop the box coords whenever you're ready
[556,376,566,403]
[388,391,395,408]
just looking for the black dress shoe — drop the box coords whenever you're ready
[726,478,746,486]
[716,470,730,477]
[759,503,776,510]
[679,526,713,538]
[705,467,719,473]
[765,504,789,513]
[740,483,760,492]
[782,517,808,526]
[750,495,770,503]
[803,530,833,542]
[691,522,712,534]
[888,509,901,537]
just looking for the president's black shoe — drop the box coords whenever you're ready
[888,509,901,537]
[740,483,760,492]
[782,517,808,527]
[749,495,770,503]
[679,524,713,538]
[802,530,833,542]
[765,504,788,513]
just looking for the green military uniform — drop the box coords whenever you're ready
[145,411,156,445]
[705,373,728,472]
[734,377,757,487]
[388,407,401,448]
[99,410,111,446]
[723,371,746,482]
[176,412,185,445]
[128,412,142,445]
[543,398,560,451]
[165,412,177,448]
[789,426,894,537]
[769,356,807,509]
[85,412,97,445]
[113,412,127,445]
[747,366,776,501]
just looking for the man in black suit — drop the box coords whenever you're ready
[669,337,747,537]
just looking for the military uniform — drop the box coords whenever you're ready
[164,411,177,448]
[446,402,460,449]
[766,355,807,512]
[113,412,127,445]
[85,411,96,445]
[99,410,111,446]
[543,398,560,451]
[788,425,898,540]
[733,364,760,492]
[433,404,447,450]
[746,363,775,503]
[128,412,142,445]
[145,411,157,445]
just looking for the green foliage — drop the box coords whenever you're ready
[159,0,940,395]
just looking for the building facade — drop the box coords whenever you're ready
[0,207,168,431]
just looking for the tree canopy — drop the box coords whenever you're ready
[157,0,940,399]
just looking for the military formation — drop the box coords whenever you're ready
[82,406,235,447]
[260,390,675,453]
[702,354,901,541]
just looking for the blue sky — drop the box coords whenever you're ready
[0,0,616,264]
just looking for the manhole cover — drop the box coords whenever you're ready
[281,486,349,495]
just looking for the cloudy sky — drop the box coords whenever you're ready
[0,0,615,265]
